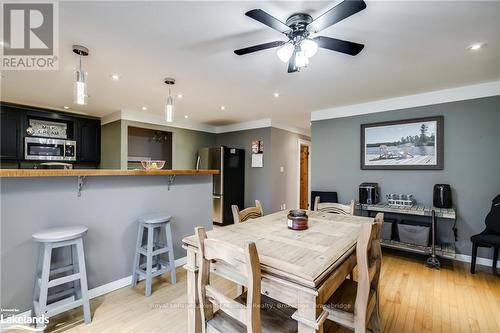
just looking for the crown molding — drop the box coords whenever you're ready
[101,109,217,133]
[214,119,272,134]
[271,121,310,137]
[311,80,500,121]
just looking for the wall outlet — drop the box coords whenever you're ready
[280,203,286,210]
[280,166,284,173]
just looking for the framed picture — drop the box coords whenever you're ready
[361,116,443,170]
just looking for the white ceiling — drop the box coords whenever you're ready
[2,1,499,133]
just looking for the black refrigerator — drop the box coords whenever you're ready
[196,146,245,225]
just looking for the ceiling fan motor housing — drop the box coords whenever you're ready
[286,13,313,39]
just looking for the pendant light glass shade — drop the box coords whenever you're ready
[165,94,173,122]
[74,69,87,105]
[277,43,294,63]
[300,38,318,58]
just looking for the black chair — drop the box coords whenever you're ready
[470,194,500,274]
[311,191,338,211]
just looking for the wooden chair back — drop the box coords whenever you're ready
[315,196,355,215]
[195,227,262,333]
[354,213,383,331]
[232,200,264,223]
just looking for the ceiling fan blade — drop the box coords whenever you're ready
[314,36,364,56]
[234,41,285,56]
[287,50,298,73]
[245,9,291,34]
[308,0,367,33]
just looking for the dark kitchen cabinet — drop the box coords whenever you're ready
[0,106,24,160]
[76,118,101,163]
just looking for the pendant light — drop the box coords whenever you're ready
[164,78,175,123]
[72,45,89,105]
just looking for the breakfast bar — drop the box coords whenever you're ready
[0,169,217,314]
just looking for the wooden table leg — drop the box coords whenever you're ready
[293,290,327,333]
[184,247,201,333]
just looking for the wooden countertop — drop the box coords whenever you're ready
[0,169,219,178]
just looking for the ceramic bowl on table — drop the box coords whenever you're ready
[140,160,165,170]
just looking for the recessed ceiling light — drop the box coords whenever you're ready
[184,115,189,119]
[63,105,69,110]
[177,94,183,99]
[468,43,486,51]
[220,106,226,111]
[110,74,120,80]
[141,106,148,111]
[273,92,280,98]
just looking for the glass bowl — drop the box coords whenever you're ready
[140,160,165,170]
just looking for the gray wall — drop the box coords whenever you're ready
[216,127,310,213]
[270,128,310,211]
[0,175,213,313]
[101,120,216,169]
[311,96,500,257]
[100,121,122,169]
[216,128,273,213]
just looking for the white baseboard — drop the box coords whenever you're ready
[454,254,500,268]
[1,256,187,330]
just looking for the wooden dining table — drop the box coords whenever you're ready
[182,210,375,333]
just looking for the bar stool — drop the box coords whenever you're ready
[32,226,91,327]
[131,214,176,296]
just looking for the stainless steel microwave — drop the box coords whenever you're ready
[25,137,76,161]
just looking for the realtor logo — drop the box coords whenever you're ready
[1,1,59,70]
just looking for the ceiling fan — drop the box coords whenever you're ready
[234,0,367,73]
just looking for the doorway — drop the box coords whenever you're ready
[297,139,311,210]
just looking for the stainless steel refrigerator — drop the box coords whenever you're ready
[196,146,245,225]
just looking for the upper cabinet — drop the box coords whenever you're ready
[76,118,101,163]
[0,103,101,165]
[0,106,24,160]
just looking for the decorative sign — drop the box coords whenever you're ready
[27,119,67,138]
[251,139,264,167]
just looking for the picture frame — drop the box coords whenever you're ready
[361,116,444,170]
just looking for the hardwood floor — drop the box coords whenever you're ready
[26,251,500,333]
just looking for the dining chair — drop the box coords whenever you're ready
[195,227,297,333]
[470,193,500,273]
[232,200,264,223]
[314,196,355,215]
[322,220,383,333]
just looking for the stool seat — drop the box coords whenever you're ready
[138,213,171,225]
[32,226,88,243]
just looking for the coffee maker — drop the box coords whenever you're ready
[359,183,380,205]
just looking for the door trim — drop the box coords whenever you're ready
[296,139,311,209]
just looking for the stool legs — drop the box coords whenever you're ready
[71,244,81,300]
[33,239,91,327]
[36,243,52,329]
[165,223,176,285]
[76,238,91,324]
[132,222,176,296]
[132,224,144,287]
[145,226,154,297]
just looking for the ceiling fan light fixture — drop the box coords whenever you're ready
[295,50,309,68]
[277,43,294,63]
[301,38,318,58]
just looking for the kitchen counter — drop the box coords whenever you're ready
[0,169,218,177]
[1,170,214,314]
